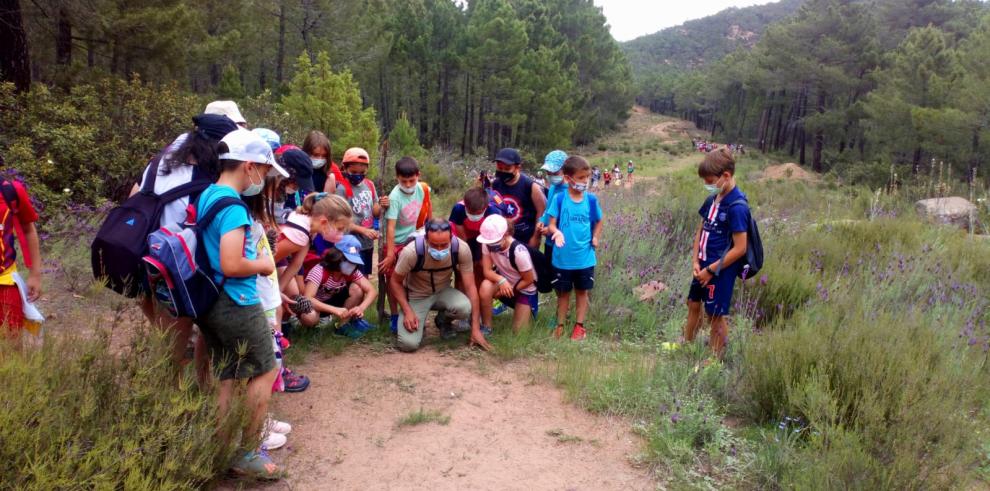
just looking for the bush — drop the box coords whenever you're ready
[0,79,202,208]
[0,326,243,489]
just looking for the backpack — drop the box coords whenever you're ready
[91,156,210,297]
[507,240,553,294]
[0,177,33,269]
[714,197,764,280]
[410,234,460,293]
[142,196,247,320]
[415,182,432,230]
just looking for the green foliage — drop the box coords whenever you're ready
[0,79,202,208]
[282,52,380,155]
[0,327,242,489]
[217,64,245,99]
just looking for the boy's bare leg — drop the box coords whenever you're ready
[555,291,570,337]
[217,368,279,446]
[683,300,703,342]
[709,315,729,357]
[511,302,532,333]
[479,280,495,327]
[575,290,590,325]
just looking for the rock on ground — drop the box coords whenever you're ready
[915,196,979,230]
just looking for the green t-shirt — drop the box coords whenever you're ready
[384,183,427,245]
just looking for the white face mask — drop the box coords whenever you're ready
[311,157,327,169]
[400,184,417,194]
[339,261,357,275]
[466,211,485,222]
[242,165,264,197]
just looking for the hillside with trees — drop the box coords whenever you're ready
[632,0,990,184]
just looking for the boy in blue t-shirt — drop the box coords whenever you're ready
[547,155,603,341]
[684,148,750,357]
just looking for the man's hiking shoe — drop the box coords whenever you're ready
[435,312,456,340]
[267,417,292,435]
[451,319,471,333]
[570,323,587,341]
[492,299,507,316]
[283,369,310,393]
[261,431,287,451]
[232,449,280,480]
[553,323,565,339]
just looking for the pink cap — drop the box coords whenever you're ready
[477,215,507,244]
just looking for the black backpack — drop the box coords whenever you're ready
[91,156,210,297]
[507,240,553,294]
[411,234,461,293]
[715,197,764,280]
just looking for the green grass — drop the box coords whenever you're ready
[397,408,451,427]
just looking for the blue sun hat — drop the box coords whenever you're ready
[541,150,568,173]
[252,128,281,152]
[334,235,364,265]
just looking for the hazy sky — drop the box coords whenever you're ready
[597,0,775,42]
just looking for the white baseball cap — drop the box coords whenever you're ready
[219,129,288,177]
[204,100,247,125]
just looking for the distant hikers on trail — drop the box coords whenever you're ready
[41,96,758,481]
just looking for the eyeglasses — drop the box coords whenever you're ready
[425,221,451,232]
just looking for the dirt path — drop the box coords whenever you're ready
[246,347,652,490]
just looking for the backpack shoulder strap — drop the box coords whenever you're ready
[320,265,330,287]
[451,235,460,257]
[0,178,18,212]
[587,194,600,226]
[366,179,376,200]
[157,178,211,204]
[412,235,426,272]
[508,239,521,272]
[340,178,354,199]
[197,196,248,231]
[140,154,164,195]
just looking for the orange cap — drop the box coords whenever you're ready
[342,147,370,164]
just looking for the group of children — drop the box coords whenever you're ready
[0,96,752,481]
[593,161,634,188]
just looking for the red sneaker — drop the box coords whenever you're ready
[570,323,587,341]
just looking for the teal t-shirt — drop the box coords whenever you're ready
[547,191,602,270]
[384,183,427,245]
[197,184,259,306]
[540,182,568,226]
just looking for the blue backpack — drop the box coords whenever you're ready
[142,196,247,319]
[714,197,764,280]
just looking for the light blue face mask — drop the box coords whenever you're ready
[428,247,450,261]
[704,178,724,195]
[548,175,564,185]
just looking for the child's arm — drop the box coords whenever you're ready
[351,223,379,240]
[547,216,565,247]
[220,228,274,277]
[515,268,535,293]
[346,276,378,318]
[529,183,547,248]
[691,222,703,278]
[591,212,604,248]
[379,219,398,273]
[23,222,42,301]
[303,280,348,317]
[279,251,306,292]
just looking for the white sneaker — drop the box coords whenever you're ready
[261,431,287,450]
[267,417,292,435]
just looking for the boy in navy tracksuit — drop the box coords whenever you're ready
[684,148,750,357]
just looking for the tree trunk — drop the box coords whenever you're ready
[419,78,429,145]
[276,1,287,83]
[971,125,981,177]
[461,75,470,155]
[0,0,31,91]
[812,90,826,172]
[56,6,72,66]
[912,147,922,174]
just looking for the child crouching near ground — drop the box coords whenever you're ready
[477,215,537,334]
[197,129,287,479]
[683,147,749,358]
[546,156,603,341]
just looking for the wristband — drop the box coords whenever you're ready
[705,266,716,276]
[496,278,508,286]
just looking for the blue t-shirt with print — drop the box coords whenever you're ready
[548,191,602,270]
[540,182,568,226]
[697,186,749,268]
[198,184,259,306]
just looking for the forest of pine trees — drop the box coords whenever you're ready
[1,0,633,156]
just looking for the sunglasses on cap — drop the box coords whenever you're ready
[425,221,451,232]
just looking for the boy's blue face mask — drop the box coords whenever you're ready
[704,177,724,195]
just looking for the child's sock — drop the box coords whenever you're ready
[390,314,399,334]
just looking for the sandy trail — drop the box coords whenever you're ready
[240,346,653,490]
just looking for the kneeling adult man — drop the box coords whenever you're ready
[389,218,491,351]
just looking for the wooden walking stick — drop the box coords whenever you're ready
[376,139,390,328]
